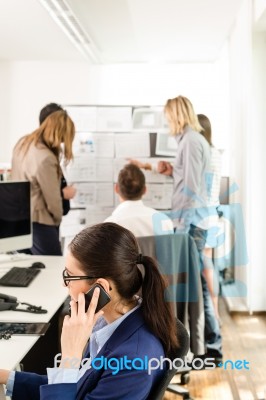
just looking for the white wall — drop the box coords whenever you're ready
[3,61,92,164]
[227,0,253,310]
[253,0,266,22]
[249,32,266,311]
[0,62,11,166]
[226,0,266,311]
[0,58,230,165]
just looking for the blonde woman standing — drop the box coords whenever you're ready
[11,110,75,255]
[132,96,210,232]
[131,96,223,363]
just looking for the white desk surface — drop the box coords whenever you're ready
[0,336,39,370]
[0,256,67,370]
[0,256,67,323]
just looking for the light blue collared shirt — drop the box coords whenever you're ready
[89,301,140,361]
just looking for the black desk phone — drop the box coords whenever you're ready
[0,293,18,310]
[0,293,47,314]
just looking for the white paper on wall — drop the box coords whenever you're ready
[115,133,150,158]
[95,159,114,182]
[71,183,96,206]
[143,183,173,209]
[96,184,114,206]
[66,156,113,183]
[97,107,132,132]
[66,157,95,182]
[93,133,115,157]
[65,106,97,132]
[72,183,114,207]
[73,132,115,157]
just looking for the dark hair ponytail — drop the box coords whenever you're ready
[141,255,179,357]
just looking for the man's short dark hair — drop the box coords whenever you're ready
[39,103,63,125]
[118,164,146,200]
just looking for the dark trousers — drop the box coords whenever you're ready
[189,224,223,358]
[31,222,62,256]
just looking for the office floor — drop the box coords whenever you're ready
[164,299,266,400]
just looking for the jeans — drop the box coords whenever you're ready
[189,224,223,358]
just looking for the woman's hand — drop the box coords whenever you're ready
[60,288,104,368]
[128,159,152,171]
[157,161,173,176]
[0,369,10,384]
[62,185,77,200]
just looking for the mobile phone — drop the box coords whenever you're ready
[84,284,111,313]
[70,284,111,315]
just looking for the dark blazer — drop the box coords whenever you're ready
[12,308,166,400]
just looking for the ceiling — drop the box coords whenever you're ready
[0,0,83,61]
[0,0,244,63]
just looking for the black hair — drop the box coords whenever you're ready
[39,103,63,125]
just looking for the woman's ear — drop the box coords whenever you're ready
[96,278,112,293]
[115,183,119,194]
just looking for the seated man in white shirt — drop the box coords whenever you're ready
[105,164,173,237]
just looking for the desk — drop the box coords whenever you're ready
[0,336,39,399]
[0,256,67,371]
[0,336,39,370]
[0,256,66,323]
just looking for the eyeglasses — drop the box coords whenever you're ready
[62,268,98,287]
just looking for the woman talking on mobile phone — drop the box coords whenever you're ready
[0,222,179,400]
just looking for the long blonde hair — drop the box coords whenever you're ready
[164,96,202,135]
[16,110,75,164]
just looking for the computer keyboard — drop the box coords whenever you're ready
[0,267,40,287]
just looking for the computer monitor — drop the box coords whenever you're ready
[155,132,178,157]
[0,181,32,253]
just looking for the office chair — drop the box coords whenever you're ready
[137,234,204,400]
[137,234,205,356]
[148,319,193,400]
